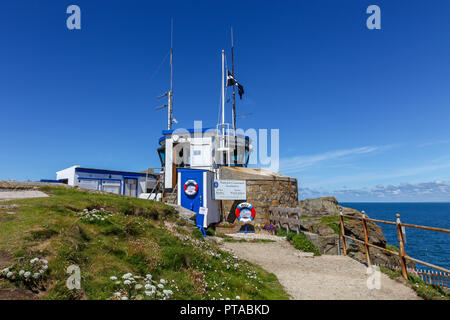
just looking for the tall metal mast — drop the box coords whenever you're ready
[156,19,175,130]
[221,50,225,134]
[168,19,174,130]
[231,28,238,166]
[231,27,236,135]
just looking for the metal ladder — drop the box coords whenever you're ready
[147,172,164,201]
[166,184,178,204]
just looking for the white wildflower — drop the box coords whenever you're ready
[33,273,40,279]
[114,292,121,297]
[24,271,31,278]
[19,270,25,276]
[121,296,128,300]
[110,276,117,281]
[6,272,13,278]
[135,284,143,290]
[123,280,131,285]
[157,284,164,289]
[163,290,173,296]
[236,296,241,300]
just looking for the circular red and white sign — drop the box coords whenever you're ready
[183,179,198,196]
[235,202,256,224]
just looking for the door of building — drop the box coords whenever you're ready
[124,178,137,197]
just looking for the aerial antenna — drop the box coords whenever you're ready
[156,18,175,130]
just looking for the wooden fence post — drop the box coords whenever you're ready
[396,213,408,280]
[361,211,371,266]
[339,210,347,256]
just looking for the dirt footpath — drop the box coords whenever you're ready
[222,241,420,300]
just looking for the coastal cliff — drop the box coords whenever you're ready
[297,196,410,267]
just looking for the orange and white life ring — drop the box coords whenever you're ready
[235,202,256,224]
[184,179,198,196]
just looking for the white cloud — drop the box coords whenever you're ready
[305,161,450,188]
[280,146,380,174]
[300,181,450,202]
[418,139,450,148]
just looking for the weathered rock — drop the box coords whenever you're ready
[167,204,196,225]
[312,224,335,236]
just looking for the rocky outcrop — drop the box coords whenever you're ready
[298,196,412,267]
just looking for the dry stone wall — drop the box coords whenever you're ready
[218,168,298,225]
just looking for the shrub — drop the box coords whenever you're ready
[292,233,321,256]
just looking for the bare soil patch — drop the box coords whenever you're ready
[0,288,38,300]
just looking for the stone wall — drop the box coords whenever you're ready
[218,167,298,225]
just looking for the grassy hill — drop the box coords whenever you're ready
[0,186,288,300]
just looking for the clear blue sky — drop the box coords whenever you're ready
[1,0,450,201]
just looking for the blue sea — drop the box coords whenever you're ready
[341,203,450,271]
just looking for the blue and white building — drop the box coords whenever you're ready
[56,165,156,197]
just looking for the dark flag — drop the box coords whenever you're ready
[227,71,245,99]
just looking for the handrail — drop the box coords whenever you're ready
[339,210,450,281]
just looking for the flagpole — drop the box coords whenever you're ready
[168,18,174,130]
[231,27,236,136]
[221,50,225,132]
[231,27,238,166]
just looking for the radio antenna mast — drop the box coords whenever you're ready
[168,18,174,130]
[156,19,175,130]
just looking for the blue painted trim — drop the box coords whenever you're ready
[162,127,216,135]
[77,177,122,181]
[122,177,138,197]
[177,168,207,173]
[40,179,62,183]
[75,167,156,179]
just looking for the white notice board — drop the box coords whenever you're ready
[213,180,246,200]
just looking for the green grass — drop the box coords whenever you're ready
[317,216,350,235]
[0,186,288,300]
[276,229,321,256]
[385,244,399,252]
[379,266,450,300]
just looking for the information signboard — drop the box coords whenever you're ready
[213,180,246,200]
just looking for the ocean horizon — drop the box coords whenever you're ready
[341,202,450,271]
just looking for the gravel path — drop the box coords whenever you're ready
[222,240,421,300]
